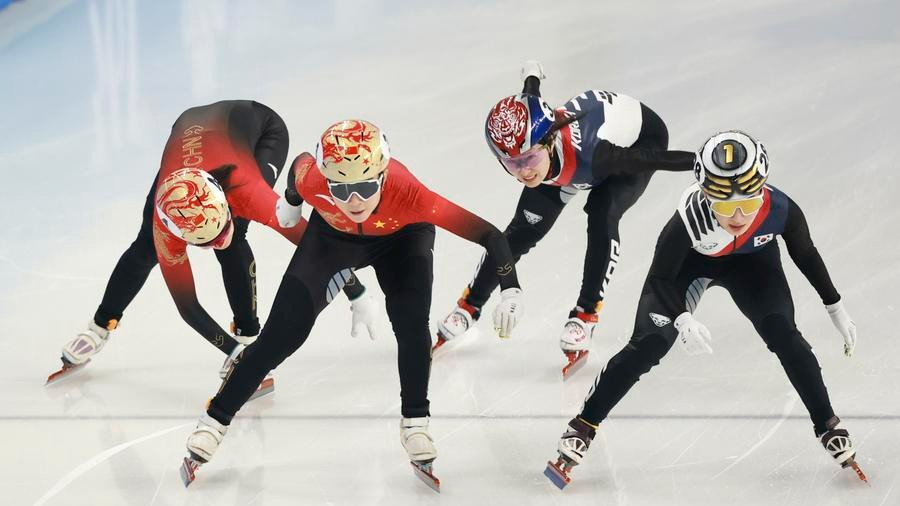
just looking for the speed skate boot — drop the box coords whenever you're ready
[181,413,228,487]
[818,416,867,483]
[545,417,597,489]
[559,307,597,378]
[434,292,480,352]
[47,319,117,384]
[401,417,440,492]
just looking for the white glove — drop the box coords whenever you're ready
[492,287,523,339]
[673,312,713,356]
[825,300,857,357]
[275,195,303,228]
[350,291,379,341]
[521,59,546,81]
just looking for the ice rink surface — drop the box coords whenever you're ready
[1,0,898,504]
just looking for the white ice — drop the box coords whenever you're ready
[1,1,898,505]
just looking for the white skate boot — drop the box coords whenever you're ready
[559,309,597,378]
[434,296,479,352]
[181,413,228,486]
[545,417,597,489]
[47,320,116,384]
[62,321,113,365]
[401,417,439,491]
[818,416,867,482]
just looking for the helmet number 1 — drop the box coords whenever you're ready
[723,143,734,164]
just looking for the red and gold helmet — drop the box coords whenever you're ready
[315,119,391,183]
[155,168,231,245]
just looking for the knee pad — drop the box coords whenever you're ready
[758,313,811,356]
[611,332,673,373]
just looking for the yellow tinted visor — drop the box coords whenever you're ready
[709,195,764,217]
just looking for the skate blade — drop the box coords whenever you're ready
[544,460,572,489]
[180,457,202,487]
[562,351,589,379]
[45,359,90,385]
[248,377,275,401]
[431,334,448,354]
[411,461,440,492]
[846,458,869,484]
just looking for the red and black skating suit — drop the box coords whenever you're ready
[93,101,362,355]
[578,184,842,435]
[207,153,520,424]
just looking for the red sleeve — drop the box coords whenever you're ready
[152,216,235,352]
[419,189,520,290]
[232,179,307,245]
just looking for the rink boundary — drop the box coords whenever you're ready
[2,414,898,421]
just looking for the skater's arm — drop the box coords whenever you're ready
[645,213,693,315]
[232,179,307,245]
[592,142,695,179]
[152,218,240,354]
[782,198,841,305]
[425,192,520,290]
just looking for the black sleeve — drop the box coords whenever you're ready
[591,140,695,180]
[341,273,366,300]
[782,198,840,305]
[645,212,694,316]
[522,76,541,96]
[284,161,304,206]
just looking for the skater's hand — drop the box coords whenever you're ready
[276,195,303,228]
[350,291,379,341]
[492,288,523,339]
[674,312,712,355]
[825,300,857,357]
[521,59,546,81]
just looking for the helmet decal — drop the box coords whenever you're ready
[695,130,769,200]
[315,120,390,182]
[487,96,529,155]
[158,179,218,233]
[155,168,229,244]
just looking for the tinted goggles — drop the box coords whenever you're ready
[327,174,384,203]
[708,195,764,217]
[499,144,550,174]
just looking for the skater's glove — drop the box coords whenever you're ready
[825,300,857,357]
[521,59,546,81]
[492,287,523,339]
[674,312,712,356]
[350,290,379,341]
[276,195,303,228]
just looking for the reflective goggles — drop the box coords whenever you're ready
[327,173,384,203]
[708,195,764,217]
[499,144,550,174]
[197,217,234,249]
